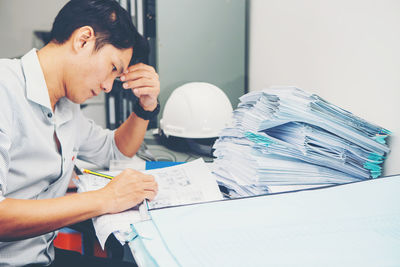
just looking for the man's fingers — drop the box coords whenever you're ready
[141,178,157,187]
[119,62,160,105]
[121,64,158,82]
[144,190,157,201]
[121,70,156,82]
[122,77,158,90]
[141,174,156,182]
[125,62,157,74]
[143,181,158,191]
[132,87,159,98]
[117,170,155,182]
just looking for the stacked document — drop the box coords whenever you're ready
[212,87,391,197]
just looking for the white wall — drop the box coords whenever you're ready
[249,0,400,175]
[0,0,68,58]
[0,0,106,127]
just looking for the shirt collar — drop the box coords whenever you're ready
[21,48,53,111]
[20,48,76,125]
[55,97,75,126]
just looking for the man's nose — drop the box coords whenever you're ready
[101,78,114,93]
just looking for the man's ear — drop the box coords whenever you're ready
[72,26,96,53]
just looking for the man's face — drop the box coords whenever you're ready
[65,44,133,104]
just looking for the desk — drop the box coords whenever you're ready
[127,175,400,267]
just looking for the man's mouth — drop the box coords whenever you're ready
[91,90,98,97]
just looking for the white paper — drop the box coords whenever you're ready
[130,221,178,267]
[74,172,146,248]
[212,87,391,197]
[74,159,222,248]
[145,159,223,209]
[92,208,143,248]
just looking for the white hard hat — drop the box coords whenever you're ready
[160,82,233,138]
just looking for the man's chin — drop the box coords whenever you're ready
[66,96,89,105]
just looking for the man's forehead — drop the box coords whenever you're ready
[121,47,134,68]
[107,45,133,72]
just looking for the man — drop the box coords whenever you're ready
[0,0,159,266]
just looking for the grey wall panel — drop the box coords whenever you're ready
[0,0,68,58]
[156,0,246,117]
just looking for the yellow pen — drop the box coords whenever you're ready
[82,169,114,180]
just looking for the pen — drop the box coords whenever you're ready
[144,199,149,210]
[82,169,114,180]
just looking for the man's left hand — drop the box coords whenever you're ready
[120,63,160,111]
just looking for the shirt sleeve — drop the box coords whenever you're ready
[0,131,11,200]
[75,108,132,169]
[0,85,14,198]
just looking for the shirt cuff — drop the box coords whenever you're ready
[0,190,5,203]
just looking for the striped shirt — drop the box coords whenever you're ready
[0,49,131,266]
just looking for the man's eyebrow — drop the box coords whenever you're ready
[116,58,125,75]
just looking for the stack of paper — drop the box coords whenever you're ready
[212,87,391,197]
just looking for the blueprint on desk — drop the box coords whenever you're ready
[75,159,222,248]
[134,174,400,267]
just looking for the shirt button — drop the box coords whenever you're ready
[47,113,53,118]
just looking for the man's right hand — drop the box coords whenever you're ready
[100,169,158,214]
[0,168,157,241]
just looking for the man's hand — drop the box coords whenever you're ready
[120,63,160,111]
[101,169,158,214]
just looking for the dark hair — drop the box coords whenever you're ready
[50,0,149,63]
